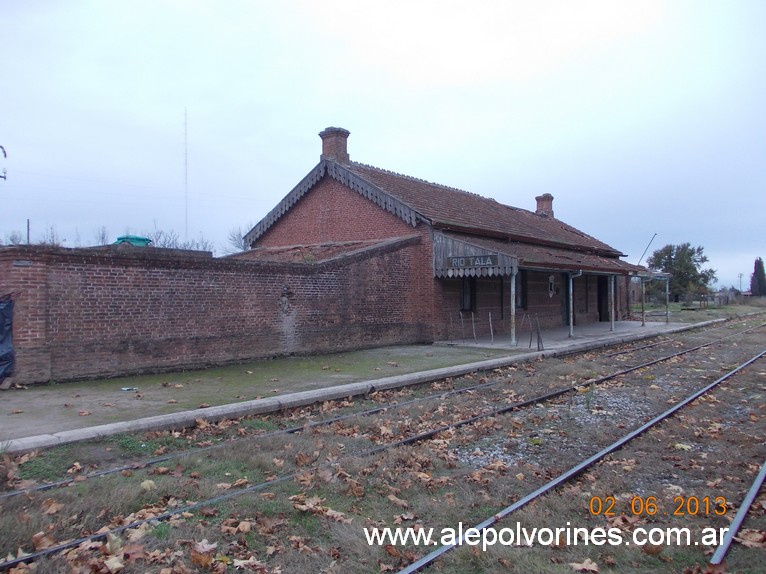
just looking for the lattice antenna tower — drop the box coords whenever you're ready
[184,109,188,240]
[0,145,6,181]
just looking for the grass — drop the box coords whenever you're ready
[69,344,512,399]
[1,343,514,441]
[631,300,766,323]
[150,522,171,540]
[16,445,79,481]
[241,418,281,432]
[107,433,190,456]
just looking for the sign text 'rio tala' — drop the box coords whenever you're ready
[446,255,498,268]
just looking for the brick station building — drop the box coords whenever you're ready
[242,127,643,344]
[0,127,644,385]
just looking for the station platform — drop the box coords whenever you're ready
[438,318,680,352]
[0,318,714,453]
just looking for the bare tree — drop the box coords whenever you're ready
[37,225,62,246]
[223,223,252,255]
[93,226,110,246]
[1,231,24,245]
[179,235,215,252]
[143,228,214,253]
[144,228,181,248]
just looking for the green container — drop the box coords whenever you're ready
[114,235,152,247]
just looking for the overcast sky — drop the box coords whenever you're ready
[2,1,764,289]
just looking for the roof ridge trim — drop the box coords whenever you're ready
[244,162,329,245]
[326,162,423,227]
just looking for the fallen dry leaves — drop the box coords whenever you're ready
[734,528,766,548]
[290,493,352,524]
[569,557,599,572]
[3,323,765,573]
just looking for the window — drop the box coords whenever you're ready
[461,277,476,312]
[515,270,528,309]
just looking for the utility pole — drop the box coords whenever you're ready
[637,233,657,266]
[0,145,6,181]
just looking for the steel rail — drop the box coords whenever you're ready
[600,338,668,358]
[397,349,766,574]
[3,321,764,502]
[0,378,506,501]
[0,388,525,570]
[709,459,766,565]
[1,342,763,571]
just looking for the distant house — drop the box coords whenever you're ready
[244,127,644,342]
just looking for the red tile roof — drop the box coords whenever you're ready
[246,158,644,275]
[346,162,624,257]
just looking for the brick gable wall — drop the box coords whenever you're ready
[254,174,439,342]
[256,176,418,246]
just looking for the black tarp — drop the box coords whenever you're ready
[0,299,14,382]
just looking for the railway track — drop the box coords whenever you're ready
[2,317,761,501]
[3,319,761,491]
[398,350,766,573]
[1,317,764,572]
[0,321,756,501]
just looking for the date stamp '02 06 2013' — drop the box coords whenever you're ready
[589,495,727,518]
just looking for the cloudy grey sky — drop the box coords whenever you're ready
[2,1,764,289]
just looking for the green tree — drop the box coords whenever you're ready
[646,243,717,302]
[751,257,766,296]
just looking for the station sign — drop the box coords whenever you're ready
[445,255,498,268]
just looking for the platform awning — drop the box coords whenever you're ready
[433,232,517,278]
[435,233,645,276]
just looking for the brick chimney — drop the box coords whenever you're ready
[535,193,554,218]
[319,127,350,164]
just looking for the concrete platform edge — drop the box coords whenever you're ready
[3,319,724,454]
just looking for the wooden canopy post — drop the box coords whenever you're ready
[510,267,517,346]
[609,274,615,332]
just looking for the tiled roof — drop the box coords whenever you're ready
[345,162,624,257]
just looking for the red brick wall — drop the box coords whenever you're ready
[255,175,439,341]
[0,238,429,385]
[257,176,418,246]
